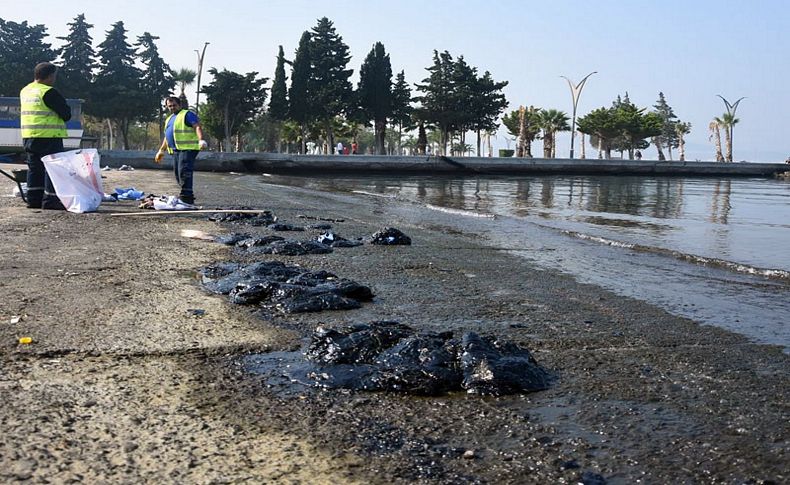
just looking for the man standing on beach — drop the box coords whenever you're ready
[155,96,207,205]
[20,62,72,210]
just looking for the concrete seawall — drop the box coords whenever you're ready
[99,150,789,177]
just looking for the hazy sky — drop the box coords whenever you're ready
[3,0,788,161]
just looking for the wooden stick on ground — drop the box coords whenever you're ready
[109,209,270,217]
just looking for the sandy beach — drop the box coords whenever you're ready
[0,166,787,484]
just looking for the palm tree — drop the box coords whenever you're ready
[172,67,196,107]
[537,109,570,158]
[718,112,739,162]
[709,119,724,162]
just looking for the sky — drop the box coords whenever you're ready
[2,0,788,162]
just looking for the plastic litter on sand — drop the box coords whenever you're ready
[154,195,199,211]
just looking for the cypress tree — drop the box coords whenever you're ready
[268,45,289,121]
[289,31,312,153]
[357,42,392,155]
[309,17,353,152]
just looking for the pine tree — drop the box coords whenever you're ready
[0,19,56,96]
[93,21,145,149]
[470,71,508,156]
[309,17,353,151]
[414,50,457,155]
[202,68,268,152]
[450,55,478,153]
[652,92,678,160]
[136,32,174,138]
[390,70,413,154]
[289,31,312,153]
[56,14,96,103]
[357,42,392,155]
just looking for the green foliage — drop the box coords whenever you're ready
[577,107,620,157]
[309,17,354,148]
[268,45,289,122]
[0,18,56,96]
[414,50,507,155]
[390,70,413,129]
[56,14,96,101]
[198,102,225,146]
[537,109,570,158]
[172,68,196,98]
[469,71,509,134]
[136,32,174,125]
[579,95,663,159]
[357,42,393,154]
[653,92,678,149]
[288,31,312,126]
[502,106,541,141]
[93,21,146,149]
[201,67,268,151]
[414,50,456,154]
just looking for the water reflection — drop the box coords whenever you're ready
[266,174,790,272]
[710,180,732,224]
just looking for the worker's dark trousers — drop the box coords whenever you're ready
[25,146,64,210]
[172,149,197,204]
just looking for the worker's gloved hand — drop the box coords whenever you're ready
[198,139,208,150]
[154,150,164,163]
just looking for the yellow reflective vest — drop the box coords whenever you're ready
[20,82,67,138]
[164,110,200,153]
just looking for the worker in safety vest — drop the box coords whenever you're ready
[20,62,72,209]
[154,96,207,205]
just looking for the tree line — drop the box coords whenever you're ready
[0,15,741,160]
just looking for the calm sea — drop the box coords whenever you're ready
[263,174,790,351]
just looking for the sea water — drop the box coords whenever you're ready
[264,174,790,351]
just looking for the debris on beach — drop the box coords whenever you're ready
[316,231,363,248]
[369,227,412,245]
[180,229,215,241]
[235,235,285,248]
[307,223,333,230]
[297,214,345,223]
[199,261,373,313]
[214,233,252,245]
[302,321,550,396]
[244,240,333,256]
[267,223,305,231]
[208,210,276,226]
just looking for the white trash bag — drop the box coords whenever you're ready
[41,149,104,213]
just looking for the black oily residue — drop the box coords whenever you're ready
[200,261,373,313]
[208,210,277,226]
[244,321,552,396]
[244,240,334,256]
[370,227,412,245]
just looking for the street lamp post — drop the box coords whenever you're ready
[716,94,745,162]
[194,42,210,108]
[561,71,596,159]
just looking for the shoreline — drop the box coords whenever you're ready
[0,168,787,483]
[61,150,790,177]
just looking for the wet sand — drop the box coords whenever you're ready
[0,167,787,483]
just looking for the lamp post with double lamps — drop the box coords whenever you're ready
[561,71,596,159]
[716,95,745,162]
